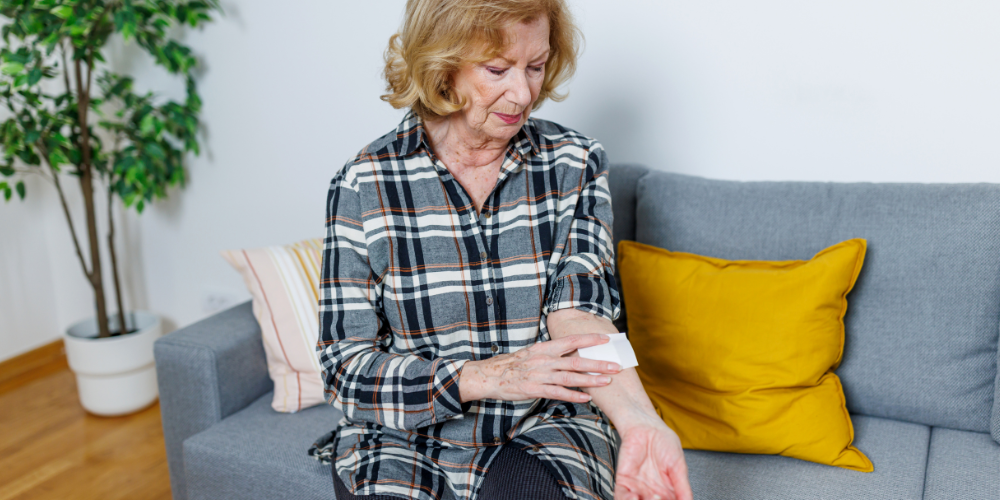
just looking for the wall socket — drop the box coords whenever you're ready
[201,287,246,316]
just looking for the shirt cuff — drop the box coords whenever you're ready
[543,274,619,324]
[430,358,468,424]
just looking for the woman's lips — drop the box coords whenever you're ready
[494,112,521,125]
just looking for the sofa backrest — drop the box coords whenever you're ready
[608,165,1000,439]
[607,164,649,333]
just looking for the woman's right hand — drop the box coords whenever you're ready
[458,333,623,403]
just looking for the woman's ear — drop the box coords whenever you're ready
[442,72,462,106]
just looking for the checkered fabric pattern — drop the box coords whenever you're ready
[310,110,622,500]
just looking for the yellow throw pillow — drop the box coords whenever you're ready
[618,239,873,472]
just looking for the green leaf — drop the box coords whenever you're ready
[140,113,156,134]
[3,185,10,201]
[41,31,61,50]
[50,6,73,19]
[145,143,165,159]
[49,149,69,167]
[1,62,24,75]
[121,21,136,41]
[27,67,42,86]
[50,132,71,147]
[25,130,41,144]
[15,180,24,199]
[135,199,144,213]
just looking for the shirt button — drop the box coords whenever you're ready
[486,296,493,305]
[484,211,492,218]
[493,437,503,444]
[480,251,488,260]
[491,344,499,353]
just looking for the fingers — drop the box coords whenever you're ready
[556,355,621,375]
[538,384,592,403]
[667,457,693,500]
[550,370,613,389]
[616,490,638,500]
[548,333,610,356]
[614,480,636,500]
[641,468,672,499]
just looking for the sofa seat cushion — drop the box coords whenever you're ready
[923,427,1000,499]
[183,393,338,500]
[182,395,948,500]
[684,414,929,499]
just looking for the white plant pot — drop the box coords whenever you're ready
[63,310,163,416]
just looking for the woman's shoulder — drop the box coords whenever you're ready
[344,125,408,169]
[331,119,417,189]
[526,116,604,151]
[527,117,609,172]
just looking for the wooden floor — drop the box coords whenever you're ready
[0,342,172,500]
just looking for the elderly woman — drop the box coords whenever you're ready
[309,1,692,499]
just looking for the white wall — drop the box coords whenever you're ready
[0,175,61,361]
[548,1,1000,183]
[2,1,998,361]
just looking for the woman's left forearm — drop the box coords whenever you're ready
[546,308,661,430]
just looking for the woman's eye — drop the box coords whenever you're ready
[530,65,544,73]
[487,67,506,76]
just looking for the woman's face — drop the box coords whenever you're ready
[449,15,550,144]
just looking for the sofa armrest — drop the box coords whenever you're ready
[154,300,272,500]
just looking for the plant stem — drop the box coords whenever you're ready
[75,53,110,339]
[107,179,129,335]
[47,155,92,283]
[85,45,93,99]
[60,39,71,98]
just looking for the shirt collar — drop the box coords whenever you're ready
[397,109,540,159]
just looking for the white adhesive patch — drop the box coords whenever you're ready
[577,332,639,375]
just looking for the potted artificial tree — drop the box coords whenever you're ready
[0,0,219,415]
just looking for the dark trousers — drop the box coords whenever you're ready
[332,444,569,499]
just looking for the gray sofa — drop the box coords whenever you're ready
[155,164,1000,500]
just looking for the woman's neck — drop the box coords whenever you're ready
[423,114,509,170]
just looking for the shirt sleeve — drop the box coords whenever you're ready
[316,167,467,430]
[541,143,622,324]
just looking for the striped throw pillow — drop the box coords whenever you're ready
[221,238,326,413]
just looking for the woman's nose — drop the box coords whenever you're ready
[505,69,532,108]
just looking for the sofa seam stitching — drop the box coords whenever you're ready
[920,426,933,500]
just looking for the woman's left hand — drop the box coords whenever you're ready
[613,412,693,500]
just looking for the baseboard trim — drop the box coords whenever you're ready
[0,340,66,387]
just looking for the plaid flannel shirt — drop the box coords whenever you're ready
[310,111,622,500]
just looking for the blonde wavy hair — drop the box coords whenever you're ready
[381,0,582,120]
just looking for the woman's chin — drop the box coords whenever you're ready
[480,123,521,143]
